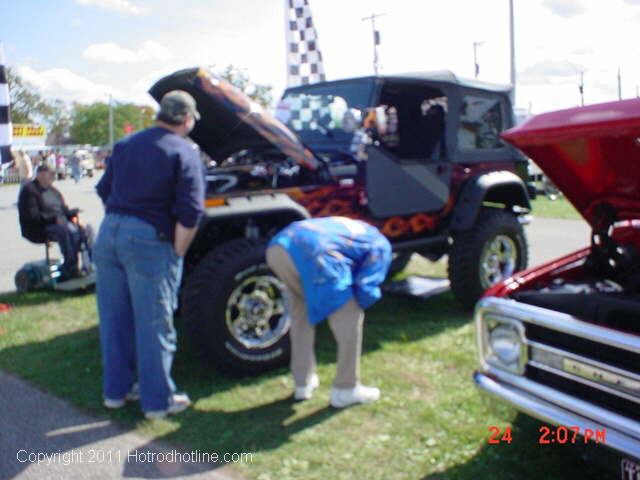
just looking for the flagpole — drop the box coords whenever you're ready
[0,41,12,164]
[509,0,516,103]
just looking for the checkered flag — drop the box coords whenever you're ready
[286,93,333,131]
[0,41,11,164]
[285,0,326,87]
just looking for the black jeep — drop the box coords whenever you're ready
[149,67,531,374]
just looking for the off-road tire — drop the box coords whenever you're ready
[448,208,528,309]
[181,238,290,375]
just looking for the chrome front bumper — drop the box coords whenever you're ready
[474,369,640,458]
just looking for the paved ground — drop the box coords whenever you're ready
[0,371,245,480]
[526,215,590,268]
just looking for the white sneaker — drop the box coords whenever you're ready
[103,383,140,409]
[144,393,191,419]
[294,374,320,401]
[330,384,380,408]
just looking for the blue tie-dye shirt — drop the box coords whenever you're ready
[269,217,392,325]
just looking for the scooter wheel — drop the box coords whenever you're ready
[15,269,36,293]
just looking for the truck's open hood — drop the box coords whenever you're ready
[502,98,640,227]
[148,67,318,170]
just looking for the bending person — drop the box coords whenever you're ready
[267,216,392,408]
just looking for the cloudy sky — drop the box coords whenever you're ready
[2,0,640,114]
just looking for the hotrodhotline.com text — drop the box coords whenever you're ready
[16,449,253,466]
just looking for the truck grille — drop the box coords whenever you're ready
[526,323,640,376]
[521,321,640,423]
[527,364,640,422]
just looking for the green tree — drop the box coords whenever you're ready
[114,103,147,136]
[70,101,156,145]
[69,102,110,145]
[42,99,72,144]
[6,66,50,124]
[218,65,273,108]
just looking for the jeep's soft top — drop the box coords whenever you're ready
[152,67,520,168]
[285,70,512,94]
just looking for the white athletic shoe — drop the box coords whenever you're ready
[144,393,191,419]
[294,374,320,401]
[103,383,140,409]
[330,384,380,408]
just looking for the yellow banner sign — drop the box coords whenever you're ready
[13,124,46,137]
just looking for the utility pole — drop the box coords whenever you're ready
[579,71,584,106]
[509,0,516,101]
[473,41,484,78]
[108,93,114,148]
[362,12,386,75]
[617,68,622,100]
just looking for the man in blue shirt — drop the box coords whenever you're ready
[267,217,392,407]
[94,90,205,419]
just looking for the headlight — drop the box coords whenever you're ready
[490,324,521,364]
[478,315,527,374]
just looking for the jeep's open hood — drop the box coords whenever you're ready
[149,67,318,169]
[502,98,640,227]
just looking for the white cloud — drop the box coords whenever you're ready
[16,65,122,103]
[140,41,172,62]
[571,47,593,56]
[83,41,172,63]
[542,0,587,18]
[75,0,142,15]
[84,43,138,63]
[519,59,584,85]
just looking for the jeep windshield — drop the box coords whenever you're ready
[277,78,375,148]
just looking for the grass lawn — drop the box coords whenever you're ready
[530,195,581,220]
[0,262,613,480]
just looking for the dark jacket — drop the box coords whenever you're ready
[18,179,73,243]
[96,126,205,242]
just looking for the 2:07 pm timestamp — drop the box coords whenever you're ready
[487,426,607,444]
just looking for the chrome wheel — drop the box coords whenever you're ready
[479,234,517,289]
[225,274,289,350]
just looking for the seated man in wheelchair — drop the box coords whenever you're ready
[18,164,93,281]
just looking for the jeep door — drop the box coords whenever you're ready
[365,80,452,217]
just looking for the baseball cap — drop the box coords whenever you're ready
[157,90,201,124]
[35,164,51,173]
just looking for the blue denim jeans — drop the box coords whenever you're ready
[94,214,183,412]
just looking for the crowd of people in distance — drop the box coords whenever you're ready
[10,149,90,184]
